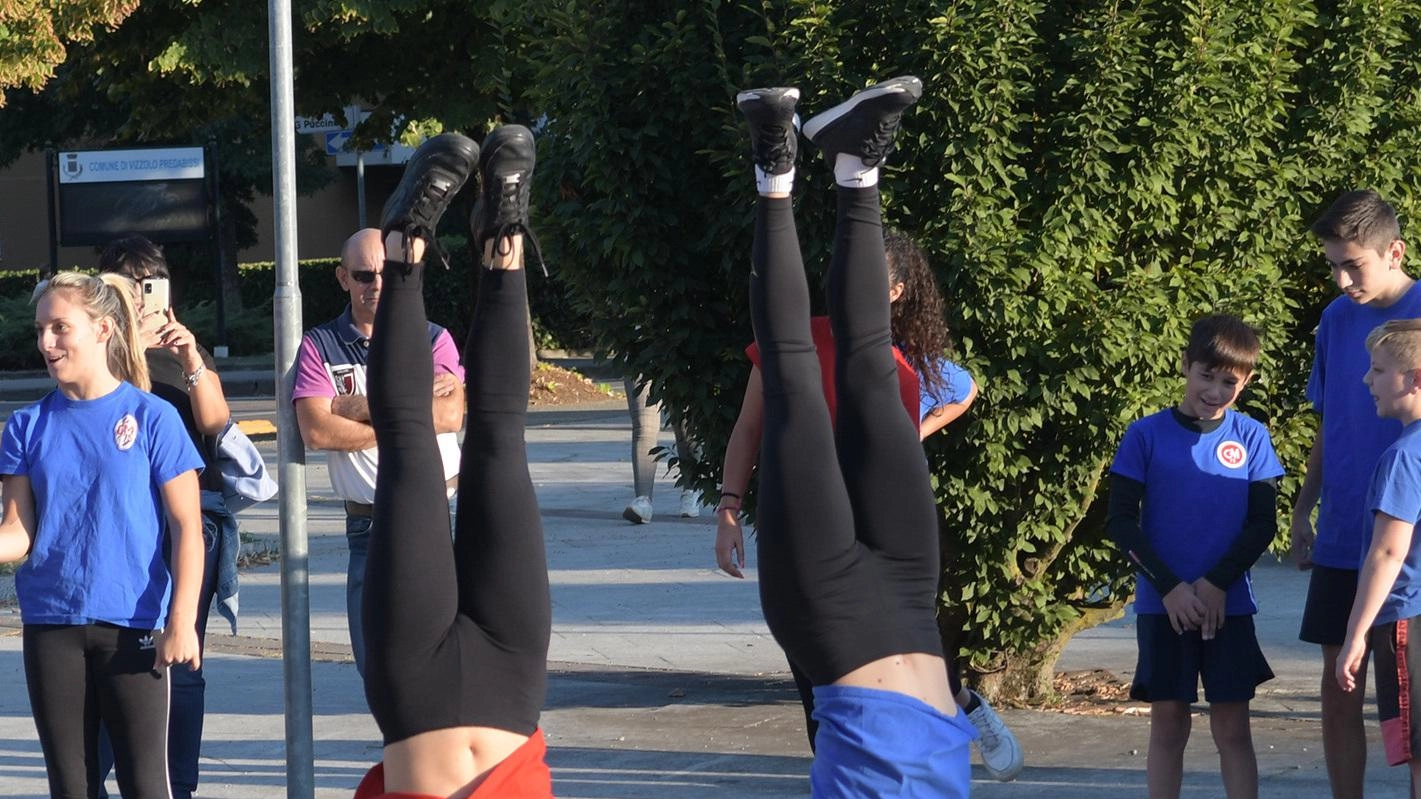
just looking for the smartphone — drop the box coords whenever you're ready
[141,277,170,316]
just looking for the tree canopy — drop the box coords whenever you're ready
[0,0,138,106]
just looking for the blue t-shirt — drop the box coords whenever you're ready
[1310,282,1421,569]
[918,359,974,423]
[1363,421,1421,625]
[0,382,205,628]
[1110,408,1285,615]
[810,685,975,798]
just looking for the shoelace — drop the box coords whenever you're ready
[759,124,796,171]
[973,708,1004,748]
[485,177,547,276]
[862,113,904,165]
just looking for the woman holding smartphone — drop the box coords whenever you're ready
[0,270,205,798]
[95,234,234,799]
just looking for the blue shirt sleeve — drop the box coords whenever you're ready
[1307,314,1326,413]
[0,405,31,477]
[1247,422,1286,482]
[1110,421,1148,482]
[145,400,205,487]
[1373,448,1421,525]
[919,359,974,421]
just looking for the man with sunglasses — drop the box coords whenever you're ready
[293,227,465,678]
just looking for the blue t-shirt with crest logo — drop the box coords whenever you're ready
[0,381,204,629]
[1111,408,1284,615]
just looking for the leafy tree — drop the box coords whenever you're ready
[0,0,534,312]
[0,0,138,105]
[523,0,1421,701]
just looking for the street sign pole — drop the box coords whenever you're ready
[266,2,315,798]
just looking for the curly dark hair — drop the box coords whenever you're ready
[884,229,953,397]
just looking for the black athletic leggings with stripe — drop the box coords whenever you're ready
[752,187,944,687]
[362,259,551,744]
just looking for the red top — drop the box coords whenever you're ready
[354,729,553,799]
[745,316,920,429]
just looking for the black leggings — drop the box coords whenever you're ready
[23,623,170,799]
[751,188,944,687]
[362,261,551,745]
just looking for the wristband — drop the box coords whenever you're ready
[716,503,741,514]
[719,491,742,501]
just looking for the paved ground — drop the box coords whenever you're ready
[0,374,1413,797]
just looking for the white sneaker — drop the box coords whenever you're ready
[966,690,1023,781]
[623,496,653,524]
[679,490,700,518]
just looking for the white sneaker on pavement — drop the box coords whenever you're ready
[966,689,1024,781]
[623,496,653,524]
[679,490,700,518]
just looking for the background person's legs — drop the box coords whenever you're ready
[671,414,701,516]
[345,513,371,675]
[165,519,220,798]
[1321,644,1367,799]
[623,376,659,523]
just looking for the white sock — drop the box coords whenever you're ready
[833,153,878,188]
[756,165,795,196]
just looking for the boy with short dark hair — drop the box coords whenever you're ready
[1108,314,1284,799]
[1293,189,1421,799]
[1337,319,1421,798]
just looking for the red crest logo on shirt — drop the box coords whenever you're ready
[332,365,357,396]
[114,413,138,452]
[1216,440,1247,470]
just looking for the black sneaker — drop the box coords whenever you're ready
[470,124,543,270]
[802,76,922,167]
[379,132,479,246]
[736,87,799,176]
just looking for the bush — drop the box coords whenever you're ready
[520,0,1421,701]
[0,253,591,368]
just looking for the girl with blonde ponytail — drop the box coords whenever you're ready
[0,270,205,798]
[96,271,151,391]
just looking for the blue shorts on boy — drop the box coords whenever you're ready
[1110,408,1285,615]
[810,685,975,798]
[1371,616,1421,766]
[1309,284,1421,569]
[1132,614,1274,703]
[1363,420,1421,624]
[0,382,204,628]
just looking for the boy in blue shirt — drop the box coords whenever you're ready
[1108,314,1284,799]
[1292,190,1421,799]
[1337,319,1421,795]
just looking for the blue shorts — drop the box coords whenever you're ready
[810,685,975,798]
[1131,614,1273,704]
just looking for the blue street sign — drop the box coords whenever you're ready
[324,131,353,155]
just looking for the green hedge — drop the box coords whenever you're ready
[0,247,590,370]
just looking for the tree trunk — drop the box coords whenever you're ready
[965,604,1126,705]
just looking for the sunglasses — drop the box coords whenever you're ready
[348,270,381,284]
